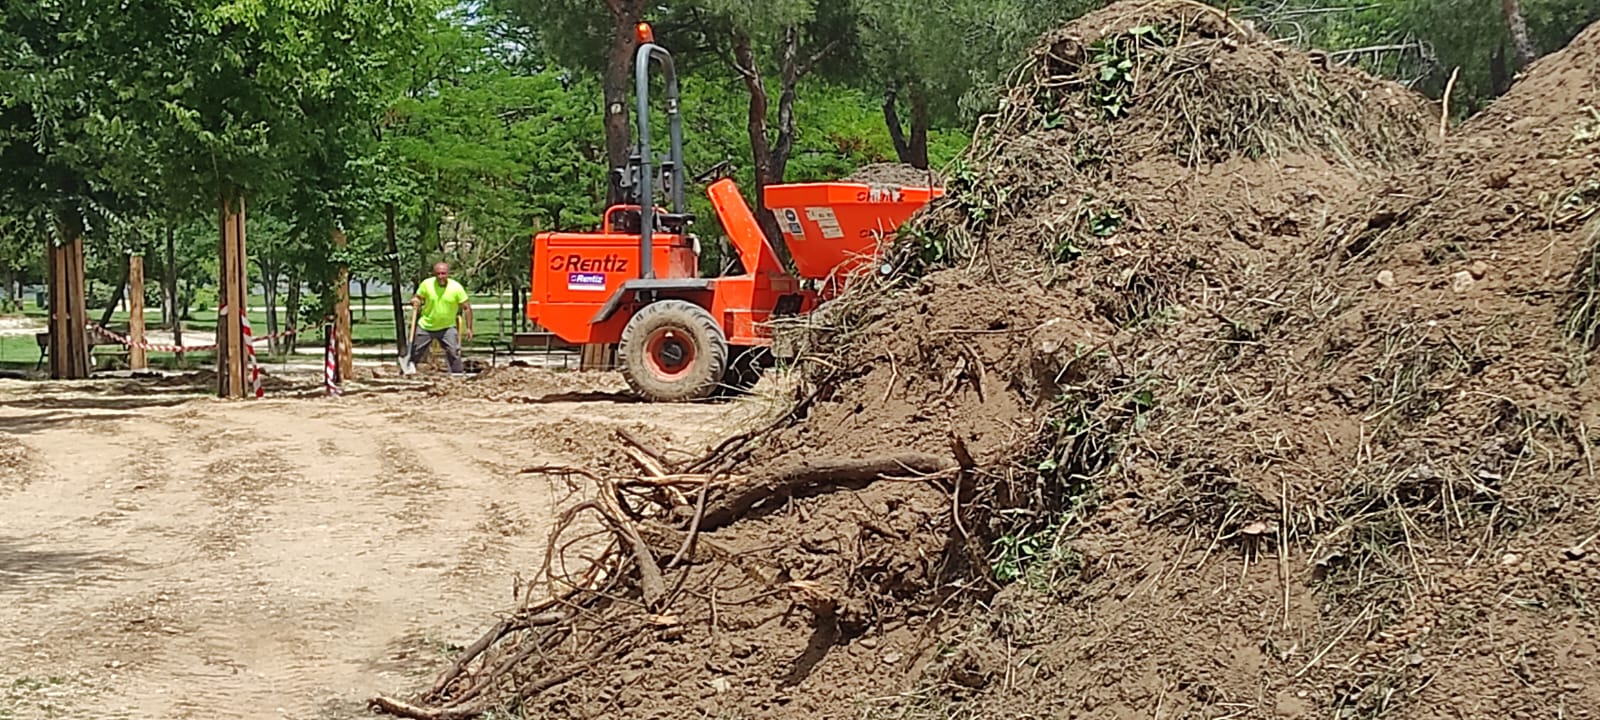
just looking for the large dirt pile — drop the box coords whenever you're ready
[771,0,1433,482]
[888,14,1600,720]
[368,1,1459,720]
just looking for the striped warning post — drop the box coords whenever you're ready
[219,305,262,398]
[240,309,262,398]
[324,322,341,397]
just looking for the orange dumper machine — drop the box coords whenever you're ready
[526,26,940,402]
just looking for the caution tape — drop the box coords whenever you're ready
[324,322,341,398]
[238,309,263,398]
[86,321,296,352]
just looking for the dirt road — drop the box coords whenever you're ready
[0,370,761,719]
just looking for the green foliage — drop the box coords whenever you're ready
[853,0,1098,123]
[1236,0,1600,113]
[990,499,1094,588]
[1088,24,1167,119]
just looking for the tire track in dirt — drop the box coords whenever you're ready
[374,437,446,526]
[1,379,772,719]
[0,405,174,720]
[194,451,300,559]
[0,439,42,495]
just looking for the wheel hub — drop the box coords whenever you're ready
[643,328,696,380]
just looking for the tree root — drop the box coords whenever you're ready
[699,453,958,531]
[371,422,962,719]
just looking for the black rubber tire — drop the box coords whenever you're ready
[716,345,771,397]
[619,299,728,402]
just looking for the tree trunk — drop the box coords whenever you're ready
[47,212,91,380]
[883,85,931,169]
[216,192,249,399]
[358,278,369,321]
[333,228,354,381]
[164,223,178,329]
[98,260,130,328]
[511,282,523,333]
[1500,0,1536,68]
[261,258,281,356]
[884,85,912,163]
[1489,43,1511,98]
[732,30,795,268]
[603,1,646,206]
[166,224,186,364]
[386,202,407,357]
[908,91,930,170]
[771,26,801,184]
[285,271,302,356]
[128,254,147,370]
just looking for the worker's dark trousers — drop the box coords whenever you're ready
[409,326,463,373]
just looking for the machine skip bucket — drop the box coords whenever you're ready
[761,181,943,286]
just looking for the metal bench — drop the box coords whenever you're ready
[35,329,127,370]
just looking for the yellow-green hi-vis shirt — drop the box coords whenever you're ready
[417,277,469,331]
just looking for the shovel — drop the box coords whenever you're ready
[399,304,418,375]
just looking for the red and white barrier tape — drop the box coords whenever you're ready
[324,324,341,398]
[238,309,263,398]
[87,321,295,352]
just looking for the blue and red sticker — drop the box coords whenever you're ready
[568,272,607,291]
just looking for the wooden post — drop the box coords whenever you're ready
[47,219,91,380]
[71,233,89,378]
[580,343,615,371]
[217,193,248,399]
[333,227,354,380]
[128,254,147,370]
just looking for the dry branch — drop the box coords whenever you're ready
[426,617,514,699]
[616,428,672,467]
[699,454,958,530]
[369,694,481,720]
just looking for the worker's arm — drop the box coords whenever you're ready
[460,300,473,341]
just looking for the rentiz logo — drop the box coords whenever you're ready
[853,188,904,203]
[550,253,629,273]
[568,272,607,291]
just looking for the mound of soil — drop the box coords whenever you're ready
[842,162,943,189]
[773,0,1436,474]
[906,14,1600,720]
[371,4,1600,720]
[370,1,1428,717]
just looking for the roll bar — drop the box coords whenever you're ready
[629,41,686,280]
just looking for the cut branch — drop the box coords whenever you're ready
[700,454,958,531]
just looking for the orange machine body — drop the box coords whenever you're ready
[529,205,698,345]
[762,182,941,288]
[527,180,814,348]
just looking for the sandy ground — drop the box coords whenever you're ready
[0,372,763,719]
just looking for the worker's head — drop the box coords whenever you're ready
[433,262,450,283]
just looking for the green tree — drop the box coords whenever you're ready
[491,0,654,204]
[850,0,1091,167]
[1239,0,1600,113]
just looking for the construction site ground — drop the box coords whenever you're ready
[0,369,772,720]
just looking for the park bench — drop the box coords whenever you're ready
[34,329,130,370]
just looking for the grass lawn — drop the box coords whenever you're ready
[0,294,537,370]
